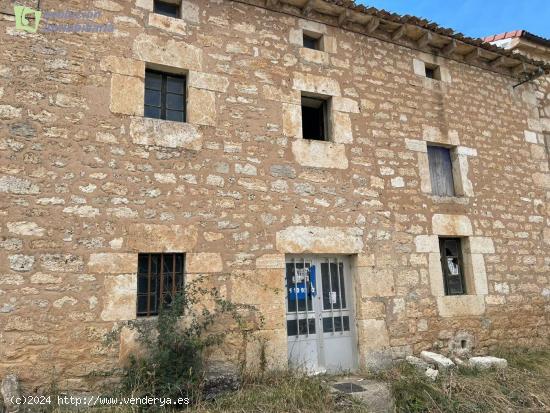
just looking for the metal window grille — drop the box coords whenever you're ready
[137,253,185,317]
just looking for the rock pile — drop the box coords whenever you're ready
[405,352,508,381]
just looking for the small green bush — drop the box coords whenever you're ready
[107,277,261,405]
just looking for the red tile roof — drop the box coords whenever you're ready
[483,30,550,47]
[483,30,525,43]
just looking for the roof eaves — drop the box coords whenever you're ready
[285,0,550,75]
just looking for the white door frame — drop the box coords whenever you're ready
[285,254,358,373]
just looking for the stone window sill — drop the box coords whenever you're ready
[428,195,470,205]
[129,116,202,150]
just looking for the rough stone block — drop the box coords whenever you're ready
[133,33,202,71]
[127,224,198,252]
[40,254,84,272]
[9,255,34,272]
[299,48,329,65]
[292,72,340,96]
[422,125,459,145]
[110,74,144,116]
[291,139,348,169]
[180,0,200,23]
[414,235,439,253]
[453,154,474,197]
[425,368,439,380]
[532,172,550,189]
[88,253,137,274]
[262,85,301,104]
[432,214,473,236]
[405,138,427,152]
[428,252,445,296]
[456,146,477,157]
[282,103,302,138]
[93,0,123,11]
[418,152,432,193]
[255,254,285,269]
[439,67,452,83]
[332,111,353,144]
[148,13,188,36]
[100,56,144,78]
[413,59,425,76]
[298,18,327,34]
[276,226,363,253]
[468,356,507,370]
[188,71,229,93]
[406,355,430,371]
[467,237,495,254]
[101,274,137,321]
[357,267,395,297]
[130,116,202,150]
[322,36,337,53]
[289,28,303,46]
[469,253,488,295]
[420,351,455,370]
[188,87,217,126]
[0,105,22,120]
[0,175,39,194]
[332,97,359,113]
[358,319,390,351]
[7,221,45,237]
[436,295,485,317]
[186,253,223,273]
[356,253,375,267]
[135,0,153,10]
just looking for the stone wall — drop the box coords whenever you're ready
[0,0,549,392]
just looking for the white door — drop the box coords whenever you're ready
[286,255,357,373]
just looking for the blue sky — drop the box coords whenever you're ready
[360,1,550,39]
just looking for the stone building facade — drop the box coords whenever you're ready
[0,0,549,392]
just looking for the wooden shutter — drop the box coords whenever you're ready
[428,146,455,196]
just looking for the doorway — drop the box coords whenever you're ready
[285,255,357,373]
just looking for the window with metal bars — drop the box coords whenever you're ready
[137,253,185,317]
[439,238,466,296]
[144,69,186,123]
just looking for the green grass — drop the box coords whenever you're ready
[190,372,369,413]
[387,348,550,413]
[23,348,550,413]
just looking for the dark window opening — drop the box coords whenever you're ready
[286,318,316,336]
[144,69,186,122]
[439,238,466,296]
[425,64,440,80]
[322,316,350,333]
[301,96,329,141]
[153,0,180,18]
[137,253,185,317]
[427,145,455,196]
[303,33,321,50]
